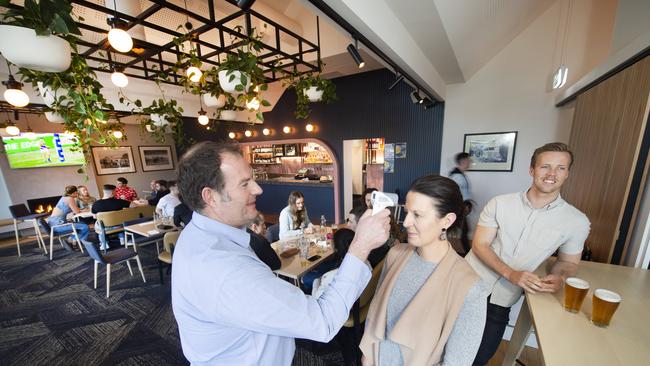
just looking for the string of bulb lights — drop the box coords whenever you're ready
[228,123,315,140]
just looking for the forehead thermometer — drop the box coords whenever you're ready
[371,191,398,215]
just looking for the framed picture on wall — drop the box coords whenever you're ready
[284,144,298,156]
[91,146,136,175]
[463,131,518,172]
[138,145,175,172]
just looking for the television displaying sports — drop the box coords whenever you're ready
[2,133,85,169]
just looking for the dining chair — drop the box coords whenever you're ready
[9,203,49,256]
[158,231,180,284]
[266,223,280,243]
[80,239,146,298]
[37,217,85,260]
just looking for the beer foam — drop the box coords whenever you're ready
[594,289,621,303]
[566,277,589,289]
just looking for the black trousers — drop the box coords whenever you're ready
[473,298,511,365]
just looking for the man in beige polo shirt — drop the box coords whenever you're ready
[466,142,590,365]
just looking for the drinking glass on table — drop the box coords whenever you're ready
[299,237,310,267]
[564,277,590,313]
[591,289,621,327]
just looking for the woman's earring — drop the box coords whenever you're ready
[439,228,447,241]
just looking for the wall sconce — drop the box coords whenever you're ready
[283,126,291,134]
[262,128,270,136]
[228,132,236,139]
[244,130,252,137]
[305,123,314,132]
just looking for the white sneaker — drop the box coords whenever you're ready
[100,243,109,251]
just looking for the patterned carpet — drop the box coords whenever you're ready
[0,239,347,366]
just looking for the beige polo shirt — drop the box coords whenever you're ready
[466,191,590,307]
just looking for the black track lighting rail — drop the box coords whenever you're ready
[0,0,321,86]
[307,0,441,104]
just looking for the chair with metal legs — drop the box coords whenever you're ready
[80,239,146,298]
[9,204,49,256]
[37,218,85,260]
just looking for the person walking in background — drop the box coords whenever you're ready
[449,152,474,254]
[467,143,590,365]
[279,191,312,239]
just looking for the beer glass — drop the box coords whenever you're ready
[564,277,589,313]
[299,237,310,267]
[591,289,621,327]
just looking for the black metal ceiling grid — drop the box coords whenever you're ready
[0,0,321,86]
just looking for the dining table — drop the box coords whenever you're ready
[271,226,337,287]
[502,259,650,366]
[123,220,177,253]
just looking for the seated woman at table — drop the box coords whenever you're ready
[247,213,281,271]
[360,175,485,366]
[278,191,312,240]
[47,185,90,247]
[75,185,96,211]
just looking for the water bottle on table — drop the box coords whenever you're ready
[320,215,327,234]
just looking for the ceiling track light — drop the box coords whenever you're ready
[388,73,405,91]
[347,38,365,69]
[3,73,30,108]
[410,90,423,104]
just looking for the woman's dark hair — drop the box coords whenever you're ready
[63,185,78,196]
[288,191,306,230]
[349,205,366,222]
[177,141,243,212]
[408,174,465,231]
[117,177,128,184]
[333,228,355,264]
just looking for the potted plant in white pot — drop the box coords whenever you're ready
[294,73,337,119]
[0,0,80,72]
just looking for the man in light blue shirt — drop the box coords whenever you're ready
[172,142,391,365]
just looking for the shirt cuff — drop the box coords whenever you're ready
[339,254,372,285]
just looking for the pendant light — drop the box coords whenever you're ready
[112,130,123,139]
[107,0,133,53]
[111,65,129,88]
[4,120,20,136]
[246,96,260,111]
[552,0,573,89]
[3,65,29,107]
[197,96,209,125]
[186,66,203,83]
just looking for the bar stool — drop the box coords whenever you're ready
[9,204,49,256]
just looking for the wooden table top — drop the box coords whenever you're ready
[271,232,336,280]
[124,221,176,237]
[528,260,650,365]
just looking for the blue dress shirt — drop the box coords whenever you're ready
[172,212,371,365]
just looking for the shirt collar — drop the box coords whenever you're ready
[191,211,251,248]
[521,190,564,210]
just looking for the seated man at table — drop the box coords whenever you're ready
[92,184,133,250]
[172,141,391,365]
[247,213,280,270]
[156,181,181,218]
[467,142,591,365]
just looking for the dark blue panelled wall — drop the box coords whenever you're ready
[182,69,445,215]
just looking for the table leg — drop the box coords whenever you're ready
[14,219,21,257]
[502,298,534,366]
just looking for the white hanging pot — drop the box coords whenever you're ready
[219,110,237,121]
[0,25,72,72]
[150,114,170,127]
[218,70,251,94]
[44,112,65,123]
[305,86,324,102]
[203,93,226,108]
[37,82,67,107]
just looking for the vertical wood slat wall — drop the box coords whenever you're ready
[562,56,650,263]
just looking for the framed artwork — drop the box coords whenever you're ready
[138,145,175,171]
[463,131,518,172]
[284,144,298,156]
[91,146,136,175]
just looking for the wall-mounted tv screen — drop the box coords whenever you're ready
[2,133,85,169]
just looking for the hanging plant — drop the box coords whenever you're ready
[0,0,81,72]
[19,53,120,169]
[293,73,337,120]
[118,74,186,148]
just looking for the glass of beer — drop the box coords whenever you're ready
[564,277,590,313]
[591,289,621,327]
[331,224,338,235]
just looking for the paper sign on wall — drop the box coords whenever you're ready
[395,143,407,158]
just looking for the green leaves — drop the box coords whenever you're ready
[2,0,81,36]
